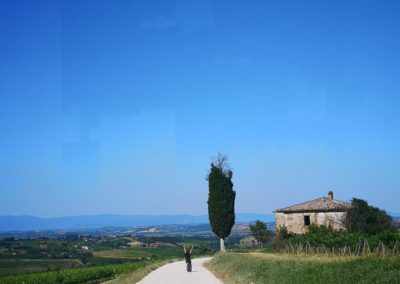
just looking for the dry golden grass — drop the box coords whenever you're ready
[206,252,400,284]
[246,251,354,262]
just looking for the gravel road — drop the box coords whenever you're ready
[136,257,222,284]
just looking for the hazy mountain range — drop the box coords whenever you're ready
[0,213,274,232]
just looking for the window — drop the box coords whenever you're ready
[304,215,310,226]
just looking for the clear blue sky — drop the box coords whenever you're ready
[1,0,399,217]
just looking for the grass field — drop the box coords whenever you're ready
[206,252,400,284]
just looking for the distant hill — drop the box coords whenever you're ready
[0,213,274,232]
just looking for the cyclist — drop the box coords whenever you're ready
[183,245,193,272]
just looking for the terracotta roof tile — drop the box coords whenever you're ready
[274,197,351,213]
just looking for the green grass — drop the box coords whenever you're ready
[206,252,400,284]
[0,259,163,284]
[86,257,142,266]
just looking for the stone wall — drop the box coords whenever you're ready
[275,211,347,234]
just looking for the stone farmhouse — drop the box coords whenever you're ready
[274,191,351,234]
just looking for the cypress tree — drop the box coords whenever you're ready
[207,154,236,252]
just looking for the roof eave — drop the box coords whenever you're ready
[274,208,350,214]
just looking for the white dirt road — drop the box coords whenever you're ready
[136,257,222,284]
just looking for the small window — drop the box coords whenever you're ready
[304,215,310,226]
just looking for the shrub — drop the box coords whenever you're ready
[287,225,400,251]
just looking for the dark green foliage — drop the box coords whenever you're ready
[207,160,236,240]
[249,220,272,248]
[288,225,400,251]
[345,198,396,235]
[273,226,290,248]
[290,225,359,249]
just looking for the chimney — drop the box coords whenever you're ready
[328,191,333,200]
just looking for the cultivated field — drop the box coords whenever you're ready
[206,252,400,284]
[93,247,183,259]
[0,259,165,284]
[0,235,215,283]
[0,259,84,276]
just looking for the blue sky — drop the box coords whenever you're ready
[1,0,399,217]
